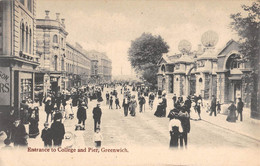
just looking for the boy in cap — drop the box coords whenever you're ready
[41,122,52,147]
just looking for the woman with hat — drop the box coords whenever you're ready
[129,95,137,116]
[28,107,40,138]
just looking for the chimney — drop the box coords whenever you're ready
[56,13,60,22]
[45,10,50,19]
[61,18,65,27]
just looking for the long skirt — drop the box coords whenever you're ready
[29,120,39,138]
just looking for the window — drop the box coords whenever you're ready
[175,64,180,70]
[197,60,205,67]
[53,35,58,43]
[54,55,58,71]
[61,58,64,71]
[29,29,32,54]
[27,0,32,12]
[26,26,28,52]
[20,23,25,51]
[20,0,24,5]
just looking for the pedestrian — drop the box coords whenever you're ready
[28,107,40,138]
[129,95,137,117]
[11,119,28,147]
[209,95,217,116]
[216,101,222,114]
[56,92,62,111]
[64,100,74,119]
[237,98,244,121]
[50,115,65,146]
[45,100,53,122]
[77,102,87,130]
[195,101,202,120]
[41,122,52,147]
[106,91,110,105]
[226,101,237,123]
[172,94,177,107]
[122,96,130,116]
[93,102,102,132]
[93,128,103,148]
[178,105,190,148]
[109,96,113,109]
[161,94,167,117]
[169,112,183,148]
[138,94,146,113]
[39,92,43,107]
[115,97,121,109]
[4,107,16,139]
[148,92,155,110]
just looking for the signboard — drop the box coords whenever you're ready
[0,67,10,105]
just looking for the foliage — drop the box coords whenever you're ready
[230,1,260,117]
[128,33,169,85]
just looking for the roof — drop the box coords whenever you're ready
[196,48,218,60]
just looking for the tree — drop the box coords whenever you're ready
[230,1,260,118]
[128,33,169,85]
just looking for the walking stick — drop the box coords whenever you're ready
[144,103,145,112]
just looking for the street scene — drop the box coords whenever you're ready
[0,0,259,166]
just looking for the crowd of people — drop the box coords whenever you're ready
[0,82,245,150]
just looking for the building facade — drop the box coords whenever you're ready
[0,0,38,114]
[65,42,91,89]
[35,10,68,96]
[87,50,112,84]
[157,31,256,117]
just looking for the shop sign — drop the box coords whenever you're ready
[0,67,10,105]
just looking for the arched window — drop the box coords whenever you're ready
[54,55,58,71]
[29,29,32,54]
[226,54,242,70]
[20,23,25,51]
[25,26,28,52]
[53,35,58,43]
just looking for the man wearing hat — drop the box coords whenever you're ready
[11,119,28,147]
[92,102,102,132]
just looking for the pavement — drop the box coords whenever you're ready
[1,87,260,149]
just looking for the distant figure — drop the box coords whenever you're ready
[109,96,113,109]
[122,96,130,116]
[209,95,217,116]
[106,92,110,105]
[28,107,39,138]
[77,103,87,130]
[41,122,52,147]
[172,94,177,107]
[138,94,146,113]
[129,95,137,116]
[226,101,237,123]
[115,97,121,109]
[216,101,222,114]
[237,98,244,121]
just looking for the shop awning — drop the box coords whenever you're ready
[228,76,242,80]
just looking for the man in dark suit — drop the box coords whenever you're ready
[209,95,217,116]
[93,103,102,132]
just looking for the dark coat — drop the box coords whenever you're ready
[45,103,52,114]
[237,101,244,112]
[50,121,65,140]
[122,98,129,107]
[93,106,102,120]
[11,124,28,146]
[77,106,87,120]
[41,128,52,143]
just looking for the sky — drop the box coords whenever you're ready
[37,0,253,76]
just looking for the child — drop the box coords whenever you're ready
[65,100,74,119]
[41,122,52,147]
[2,138,13,149]
[115,97,121,109]
[109,96,113,109]
[93,128,103,148]
[216,101,222,114]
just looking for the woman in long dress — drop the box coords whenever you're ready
[129,95,137,116]
[28,107,39,138]
[154,98,164,117]
[226,101,237,123]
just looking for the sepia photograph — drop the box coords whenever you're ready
[0,0,259,165]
